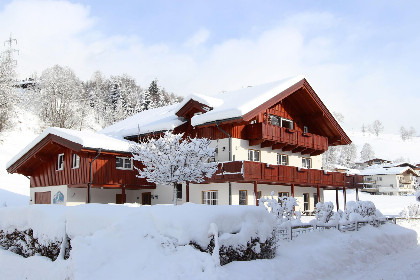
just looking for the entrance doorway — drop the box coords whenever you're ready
[142,192,151,205]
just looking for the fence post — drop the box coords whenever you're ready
[356,221,358,231]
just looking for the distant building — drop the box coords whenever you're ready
[360,166,418,195]
[354,158,392,169]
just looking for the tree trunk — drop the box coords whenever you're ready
[173,182,177,206]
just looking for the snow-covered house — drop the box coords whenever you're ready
[6,76,362,211]
[360,166,418,195]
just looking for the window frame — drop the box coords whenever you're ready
[72,153,80,169]
[116,156,133,170]
[248,149,260,162]
[57,153,64,171]
[202,190,218,205]
[302,157,312,169]
[176,183,182,200]
[277,154,289,165]
[239,190,248,205]
[269,115,294,129]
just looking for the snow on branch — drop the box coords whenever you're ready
[131,131,218,185]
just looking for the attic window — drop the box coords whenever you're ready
[194,112,203,116]
[72,154,80,169]
[303,126,308,133]
[269,115,293,129]
[57,154,64,171]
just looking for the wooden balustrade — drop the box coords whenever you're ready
[207,161,362,188]
[246,123,328,155]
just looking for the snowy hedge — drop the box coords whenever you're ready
[0,204,276,264]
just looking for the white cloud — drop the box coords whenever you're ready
[0,0,418,134]
[184,28,210,48]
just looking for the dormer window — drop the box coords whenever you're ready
[57,153,64,170]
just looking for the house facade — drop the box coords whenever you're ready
[7,76,362,212]
[360,166,418,195]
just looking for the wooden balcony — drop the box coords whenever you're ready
[206,161,363,189]
[246,123,328,156]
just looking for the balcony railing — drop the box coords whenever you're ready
[246,123,328,155]
[206,161,363,188]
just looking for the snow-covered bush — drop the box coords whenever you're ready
[400,193,420,218]
[342,201,383,222]
[259,192,300,225]
[131,131,218,205]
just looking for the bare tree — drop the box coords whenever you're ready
[369,120,384,136]
[38,65,86,129]
[360,143,375,162]
[0,36,18,133]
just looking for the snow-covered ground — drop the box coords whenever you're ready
[0,203,418,280]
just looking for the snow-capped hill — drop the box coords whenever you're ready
[348,131,420,163]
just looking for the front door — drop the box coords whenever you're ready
[142,192,151,205]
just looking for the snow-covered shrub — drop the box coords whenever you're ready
[259,192,300,225]
[0,229,69,260]
[342,201,383,222]
[314,202,342,225]
[415,191,420,202]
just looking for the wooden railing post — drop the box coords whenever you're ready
[254,181,258,206]
[336,188,339,211]
[343,186,347,210]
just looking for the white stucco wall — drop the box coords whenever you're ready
[30,185,68,205]
[211,138,322,169]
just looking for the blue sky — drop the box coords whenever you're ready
[0,0,419,134]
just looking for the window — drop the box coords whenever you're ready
[277,154,288,165]
[116,157,133,170]
[302,158,311,169]
[202,191,218,205]
[72,154,80,169]
[303,193,310,211]
[278,192,289,203]
[176,184,182,199]
[248,149,260,162]
[269,115,293,129]
[303,126,308,133]
[256,191,262,200]
[313,193,318,205]
[57,153,64,170]
[239,190,247,205]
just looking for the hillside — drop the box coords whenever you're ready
[347,130,420,163]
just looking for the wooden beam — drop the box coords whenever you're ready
[272,143,287,150]
[249,139,264,146]
[343,186,347,210]
[317,185,320,203]
[336,188,339,211]
[261,141,274,148]
[356,187,359,201]
[291,184,295,197]
[254,181,258,206]
[122,185,126,204]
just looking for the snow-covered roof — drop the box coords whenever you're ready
[6,127,132,169]
[100,103,185,138]
[190,75,304,126]
[101,75,305,138]
[359,166,415,176]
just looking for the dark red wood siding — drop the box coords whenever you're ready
[29,147,154,189]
